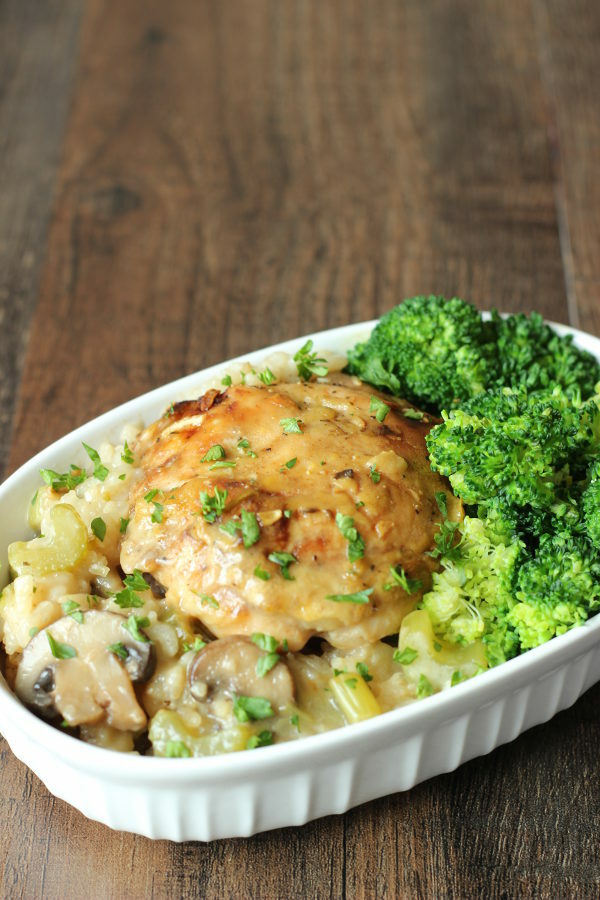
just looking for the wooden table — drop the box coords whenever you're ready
[1,1,599,896]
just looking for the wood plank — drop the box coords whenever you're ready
[532,0,600,334]
[3,0,597,897]
[0,0,84,478]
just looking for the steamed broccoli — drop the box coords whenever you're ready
[490,310,600,398]
[346,295,496,411]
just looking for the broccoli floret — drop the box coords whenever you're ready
[346,295,496,411]
[582,459,600,549]
[509,531,600,649]
[421,516,522,666]
[426,386,600,518]
[491,310,600,398]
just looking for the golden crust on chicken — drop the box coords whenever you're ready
[121,376,461,651]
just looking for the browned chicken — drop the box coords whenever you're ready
[121,377,461,651]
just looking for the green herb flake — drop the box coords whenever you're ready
[326,588,373,604]
[29,626,39,638]
[345,677,358,689]
[417,674,434,699]
[200,594,219,609]
[435,491,448,518]
[123,570,149,592]
[355,500,365,509]
[285,458,297,469]
[369,466,381,484]
[451,670,464,687]
[246,730,273,749]
[237,438,249,449]
[122,615,151,643]
[394,646,418,665]
[119,517,130,534]
[62,600,84,624]
[335,512,365,562]
[220,520,240,538]
[258,368,276,386]
[200,487,228,523]
[201,444,226,463]
[254,565,271,581]
[121,441,135,465]
[233,695,274,723]
[356,661,373,682]
[267,551,297,580]
[113,588,145,609]
[430,520,462,562]
[383,565,423,594]
[40,466,86,493]
[369,396,391,423]
[241,509,261,548]
[221,374,232,387]
[118,473,127,481]
[208,459,237,470]
[165,740,192,758]
[31,490,38,507]
[144,489,159,503]
[283,510,292,518]
[82,442,109,482]
[182,636,207,653]
[91,517,107,542]
[108,642,128,661]
[290,714,300,731]
[433,641,443,652]
[293,340,329,381]
[251,633,279,652]
[403,408,424,420]
[280,417,302,434]
[151,502,164,524]
[256,652,280,677]
[47,632,77,660]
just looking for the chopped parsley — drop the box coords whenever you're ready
[369,396,391,423]
[83,442,109,481]
[182,636,207,653]
[403,408,424,420]
[258,368,276,386]
[435,491,448,518]
[254,565,271,581]
[144,489,159,503]
[451,670,464,686]
[430,520,461,562]
[345,677,358,689]
[246,730,273,749]
[383,565,422,594]
[326,588,373,604]
[91,517,107,542]
[108,642,128,661]
[201,444,226,463]
[29,626,39,638]
[124,570,149,592]
[47,632,77,660]
[290,714,300,730]
[62,600,83,624]
[335,512,365,562]
[256,652,280,677]
[285,458,297,469]
[40,465,86,493]
[122,615,151,643]
[369,466,381,484]
[120,516,130,534]
[394,647,418,665]
[221,374,232,387]
[356,661,373,682]
[208,460,237,470]
[200,487,228,522]
[121,441,135,465]
[293,339,329,381]
[200,594,219,609]
[267,551,297,580]
[233,695,274,722]
[417,674,434,698]
[280,417,302,434]
[151,502,164,524]
[165,741,192,758]
[241,510,260,547]
[251,633,279,652]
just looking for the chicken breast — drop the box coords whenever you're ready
[121,377,461,651]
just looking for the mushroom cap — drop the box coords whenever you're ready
[15,610,156,731]
[188,636,295,710]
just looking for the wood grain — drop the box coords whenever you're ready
[1,0,600,898]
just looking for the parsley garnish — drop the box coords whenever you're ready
[256,653,280,677]
[430,520,461,561]
[108,642,128,661]
[268,551,297,580]
[40,465,86,493]
[293,340,329,381]
[241,510,260,547]
[83,442,108,481]
[124,570,149,592]
[144,489,159,503]
[285,458,297,469]
[435,491,448,518]
[122,615,151,643]
[280,417,302,434]
[233,695,274,722]
[417,674,434,698]
[451,670,464,686]
[251,633,279,652]
[369,396,390,423]
[394,647,418,665]
[200,594,219,608]
[254,565,271,581]
[208,460,237,470]
[221,374,232,387]
[62,600,83,624]
[91,517,107,542]
[326,588,373,604]
[165,741,192,758]
[151,501,164,523]
[383,565,422,594]
[120,517,130,534]
[290,714,300,730]
[201,444,226,463]
[369,466,381,484]
[200,487,228,522]
[47,632,77,660]
[345,677,358,689]
[258,368,276,385]
[356,661,373,682]
[335,512,365,562]
[403,408,424,420]
[182,636,207,653]
[246,730,273,749]
[121,441,134,464]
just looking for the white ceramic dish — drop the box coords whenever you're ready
[2,318,600,842]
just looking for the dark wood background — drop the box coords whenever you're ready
[1,1,599,897]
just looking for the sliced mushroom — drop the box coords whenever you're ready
[15,610,156,731]
[188,636,295,710]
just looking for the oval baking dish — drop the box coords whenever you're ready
[2,319,600,842]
